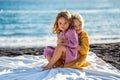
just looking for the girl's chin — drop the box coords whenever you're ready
[77,32,80,34]
[63,29,66,31]
[77,31,81,34]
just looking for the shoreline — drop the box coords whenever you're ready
[0,42,120,70]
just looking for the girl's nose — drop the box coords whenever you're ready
[75,27,79,30]
[62,24,65,27]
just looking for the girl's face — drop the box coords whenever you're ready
[73,19,82,34]
[58,17,69,32]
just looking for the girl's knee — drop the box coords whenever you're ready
[57,45,66,52]
[43,46,55,57]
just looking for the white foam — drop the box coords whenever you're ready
[89,35,120,39]
[0,35,120,47]
[0,69,12,75]
[0,36,57,47]
[89,35,120,44]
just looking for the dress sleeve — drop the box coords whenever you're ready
[78,32,89,55]
[66,29,78,48]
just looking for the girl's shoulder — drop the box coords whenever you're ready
[82,31,88,34]
[79,31,88,37]
[65,29,77,37]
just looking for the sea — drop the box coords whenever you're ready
[0,0,120,48]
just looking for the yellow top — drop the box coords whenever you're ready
[63,31,90,69]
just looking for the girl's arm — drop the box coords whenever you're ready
[78,32,89,56]
[77,32,89,66]
[57,39,61,45]
[66,29,78,48]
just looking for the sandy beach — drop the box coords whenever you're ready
[0,42,120,70]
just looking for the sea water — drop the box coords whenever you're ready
[0,0,120,47]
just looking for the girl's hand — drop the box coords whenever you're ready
[59,42,67,46]
[77,46,80,50]
[57,39,68,46]
[62,39,68,43]
[57,39,68,45]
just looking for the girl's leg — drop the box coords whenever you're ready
[45,56,51,62]
[43,45,66,70]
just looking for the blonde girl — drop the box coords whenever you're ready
[64,13,90,69]
[43,11,79,70]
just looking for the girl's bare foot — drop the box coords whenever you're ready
[53,65,56,68]
[42,66,49,71]
[42,64,53,71]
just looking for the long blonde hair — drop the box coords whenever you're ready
[71,14,84,29]
[52,10,71,34]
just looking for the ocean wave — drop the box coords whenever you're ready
[90,39,120,44]
[0,36,57,47]
[0,8,120,14]
[0,32,31,37]
[89,35,120,44]
[0,31,49,37]
[89,35,120,39]
[0,35,120,47]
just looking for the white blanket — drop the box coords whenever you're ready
[0,52,120,80]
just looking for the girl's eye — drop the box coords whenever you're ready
[59,23,61,25]
[64,22,67,25]
[79,24,81,27]
[74,26,77,28]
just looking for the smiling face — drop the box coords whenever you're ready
[58,17,69,32]
[73,19,82,34]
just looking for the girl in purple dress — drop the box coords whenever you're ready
[43,10,78,70]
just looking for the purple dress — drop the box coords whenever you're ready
[43,29,78,63]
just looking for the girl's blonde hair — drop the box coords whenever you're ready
[52,10,71,34]
[71,14,84,28]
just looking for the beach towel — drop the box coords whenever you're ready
[0,52,120,80]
